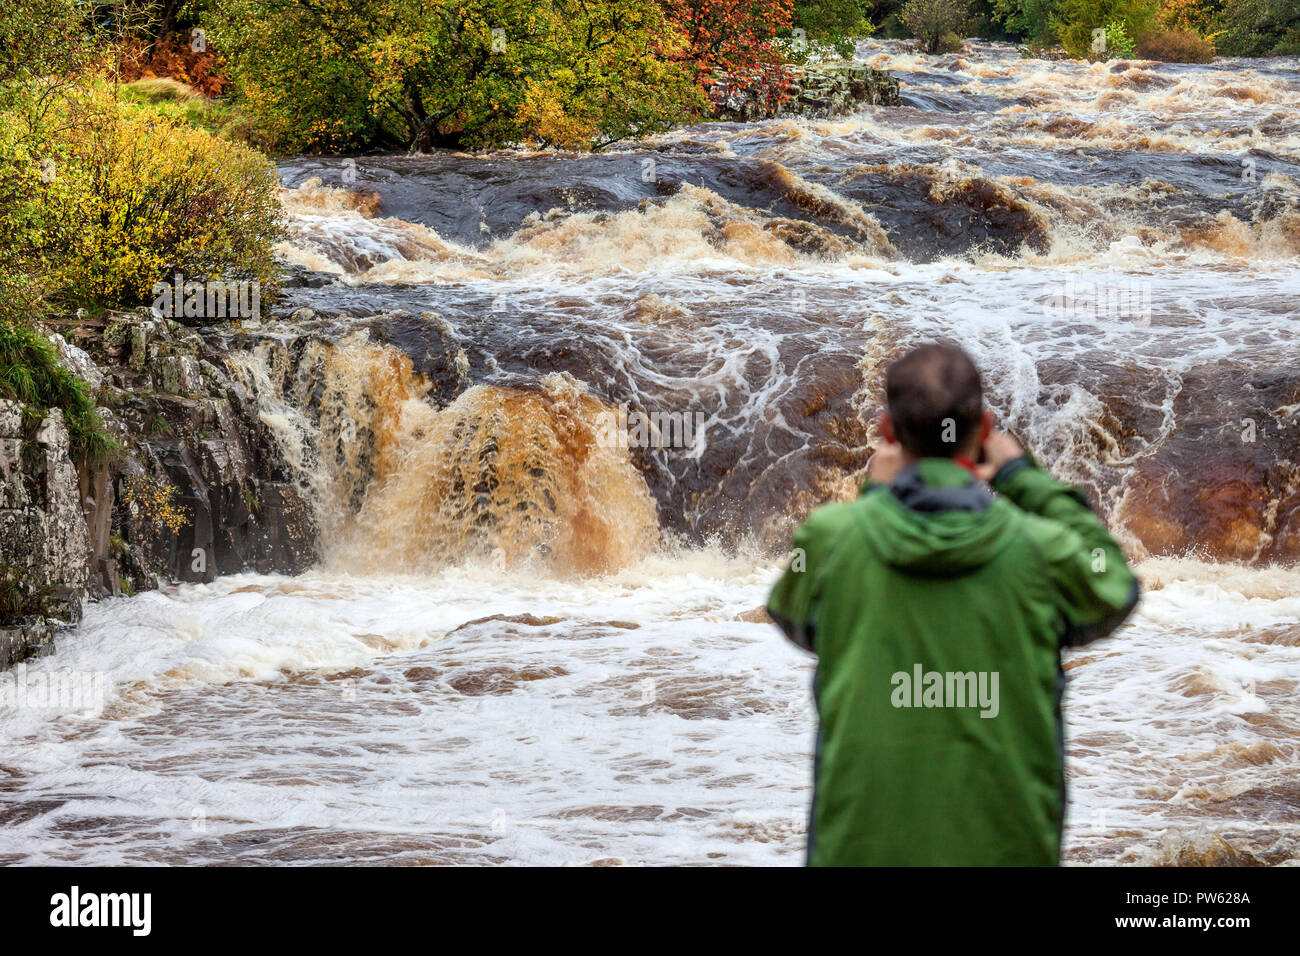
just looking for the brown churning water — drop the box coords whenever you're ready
[1,39,1298,865]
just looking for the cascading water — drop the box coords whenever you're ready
[228,336,660,575]
[3,39,1299,865]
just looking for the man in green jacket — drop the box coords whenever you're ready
[768,344,1139,866]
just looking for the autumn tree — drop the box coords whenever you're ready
[661,0,796,113]
[205,0,707,153]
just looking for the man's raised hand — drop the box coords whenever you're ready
[976,431,1024,483]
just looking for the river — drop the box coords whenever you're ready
[2,39,1299,865]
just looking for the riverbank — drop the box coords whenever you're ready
[0,312,316,669]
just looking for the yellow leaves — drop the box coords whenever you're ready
[26,89,282,307]
[198,0,709,152]
[121,474,189,535]
[517,81,598,149]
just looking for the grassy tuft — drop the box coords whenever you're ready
[0,317,118,468]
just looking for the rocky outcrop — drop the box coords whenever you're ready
[710,62,901,123]
[0,401,89,666]
[83,311,317,589]
[0,312,318,669]
[0,621,59,669]
[0,403,92,595]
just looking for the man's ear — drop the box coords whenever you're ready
[879,412,896,444]
[979,409,993,444]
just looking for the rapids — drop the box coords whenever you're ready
[2,39,1299,865]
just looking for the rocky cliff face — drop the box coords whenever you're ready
[0,402,90,667]
[0,312,317,669]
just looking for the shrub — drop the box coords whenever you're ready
[901,0,971,53]
[0,562,55,623]
[1138,26,1215,61]
[0,0,100,92]
[200,2,378,154]
[0,90,283,309]
[1056,0,1158,60]
[1,2,281,311]
[119,474,189,534]
[1156,0,1218,34]
[1103,19,1138,57]
[1271,31,1300,55]
[517,61,705,150]
[508,10,706,149]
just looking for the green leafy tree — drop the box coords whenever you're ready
[788,0,875,58]
[1213,0,1300,55]
[0,0,101,138]
[901,0,971,52]
[206,0,706,153]
[987,0,1064,46]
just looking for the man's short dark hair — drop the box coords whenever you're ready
[884,344,983,458]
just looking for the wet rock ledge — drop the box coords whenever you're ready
[0,312,316,669]
[710,62,901,123]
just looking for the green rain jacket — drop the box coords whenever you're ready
[768,455,1139,866]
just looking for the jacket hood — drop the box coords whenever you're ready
[863,459,1015,576]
